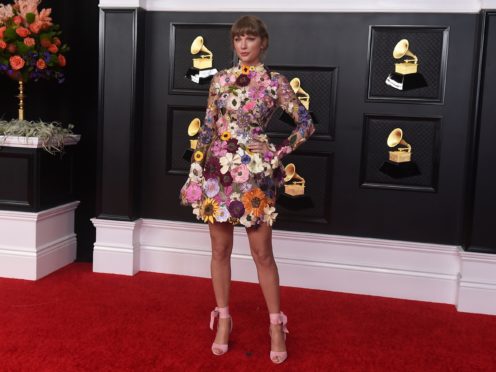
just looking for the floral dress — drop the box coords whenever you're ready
[180,63,315,227]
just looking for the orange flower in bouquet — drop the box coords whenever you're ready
[0,0,69,83]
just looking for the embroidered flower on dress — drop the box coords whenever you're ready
[216,205,230,222]
[263,205,278,226]
[203,178,220,198]
[247,153,264,174]
[219,153,241,174]
[225,138,239,153]
[242,187,268,218]
[193,151,203,163]
[188,163,203,183]
[220,131,231,141]
[204,157,221,179]
[219,172,233,187]
[211,140,228,157]
[231,164,250,183]
[228,200,245,218]
[200,198,220,223]
[185,182,202,204]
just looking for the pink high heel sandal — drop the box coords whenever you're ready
[210,306,232,355]
[269,311,289,364]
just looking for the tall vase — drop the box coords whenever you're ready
[17,80,25,121]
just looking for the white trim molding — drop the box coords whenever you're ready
[91,218,142,275]
[0,135,81,149]
[0,201,79,280]
[91,218,496,315]
[99,0,495,12]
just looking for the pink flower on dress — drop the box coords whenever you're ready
[185,182,202,203]
[23,37,35,47]
[203,178,220,198]
[243,101,256,112]
[231,164,249,183]
[223,185,233,199]
[211,140,227,157]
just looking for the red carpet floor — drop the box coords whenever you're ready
[1,263,495,371]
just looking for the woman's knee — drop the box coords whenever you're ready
[211,242,233,261]
[251,247,275,267]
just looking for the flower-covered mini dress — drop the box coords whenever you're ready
[180,63,315,227]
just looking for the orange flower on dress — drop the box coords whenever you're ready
[36,59,46,70]
[241,187,268,218]
[0,26,6,39]
[7,43,16,53]
[15,27,30,38]
[0,40,6,50]
[13,16,22,25]
[9,56,25,70]
[201,198,220,223]
[58,54,66,67]
[24,37,35,47]
[241,65,250,74]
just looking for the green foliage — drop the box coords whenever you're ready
[26,13,35,24]
[0,119,76,154]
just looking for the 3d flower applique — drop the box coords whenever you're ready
[228,200,245,219]
[242,187,268,218]
[216,205,230,223]
[220,131,231,141]
[185,182,202,204]
[219,153,241,174]
[263,205,278,226]
[188,163,203,182]
[203,178,220,198]
[193,150,204,163]
[201,198,220,223]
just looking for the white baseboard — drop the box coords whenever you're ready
[0,202,79,280]
[457,251,496,315]
[91,218,496,315]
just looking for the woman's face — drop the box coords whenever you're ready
[233,33,263,65]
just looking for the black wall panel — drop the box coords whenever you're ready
[468,11,496,254]
[139,11,479,246]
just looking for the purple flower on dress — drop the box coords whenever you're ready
[228,200,245,218]
[226,138,239,153]
[235,74,250,87]
[203,178,220,198]
[220,172,233,187]
[204,157,221,179]
[241,154,251,164]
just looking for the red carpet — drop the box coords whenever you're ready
[0,263,495,371]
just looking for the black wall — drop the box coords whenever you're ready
[0,0,99,261]
[135,12,480,246]
[468,11,496,254]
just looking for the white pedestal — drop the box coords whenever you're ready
[0,201,79,280]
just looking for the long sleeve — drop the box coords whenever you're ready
[191,73,221,164]
[273,74,316,159]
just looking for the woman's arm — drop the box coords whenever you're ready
[273,73,316,160]
[191,73,221,164]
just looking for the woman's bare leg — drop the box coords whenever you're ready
[246,223,286,360]
[209,222,234,352]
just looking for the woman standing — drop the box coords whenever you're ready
[180,15,315,364]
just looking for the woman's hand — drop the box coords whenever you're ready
[247,138,270,153]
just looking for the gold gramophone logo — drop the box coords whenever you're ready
[290,78,310,110]
[379,127,420,178]
[385,39,427,91]
[185,35,218,84]
[187,118,201,150]
[387,128,411,163]
[284,163,306,196]
[182,118,202,162]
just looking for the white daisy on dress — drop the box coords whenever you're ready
[219,153,241,174]
[216,205,230,222]
[188,163,203,183]
[248,153,264,174]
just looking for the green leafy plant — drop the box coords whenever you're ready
[0,118,76,153]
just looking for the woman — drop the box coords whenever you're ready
[180,15,315,364]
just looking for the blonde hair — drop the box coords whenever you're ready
[231,15,269,51]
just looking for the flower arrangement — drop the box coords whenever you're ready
[0,0,69,83]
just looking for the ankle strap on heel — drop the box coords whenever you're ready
[210,306,230,330]
[269,311,289,334]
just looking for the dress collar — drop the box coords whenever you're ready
[235,62,266,75]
